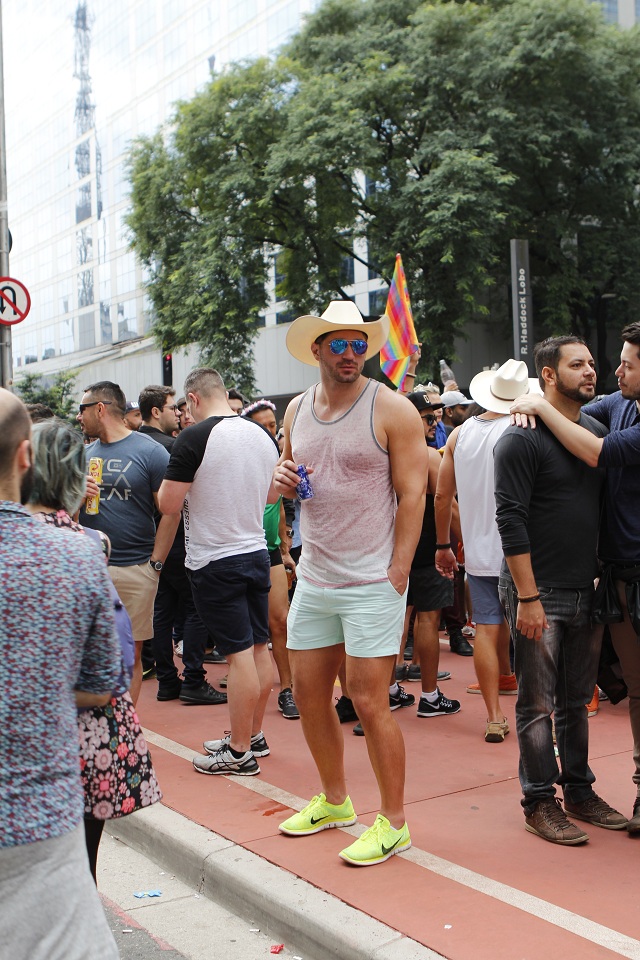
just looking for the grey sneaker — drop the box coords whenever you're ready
[193,746,260,776]
[203,730,270,758]
[278,687,300,719]
[525,798,588,845]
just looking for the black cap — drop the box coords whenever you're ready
[406,391,436,412]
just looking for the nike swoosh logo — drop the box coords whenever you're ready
[310,815,330,824]
[381,837,403,855]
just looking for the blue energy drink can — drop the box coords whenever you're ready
[296,464,314,500]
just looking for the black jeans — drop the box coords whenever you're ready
[153,554,209,689]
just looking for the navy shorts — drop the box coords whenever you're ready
[189,549,270,657]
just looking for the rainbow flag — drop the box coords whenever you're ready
[379,253,419,389]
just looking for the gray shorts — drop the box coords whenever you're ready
[0,824,119,960]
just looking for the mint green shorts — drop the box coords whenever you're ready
[287,575,407,659]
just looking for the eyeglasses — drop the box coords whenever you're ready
[420,414,437,425]
[78,400,112,414]
[328,338,368,356]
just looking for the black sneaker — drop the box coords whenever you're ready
[395,663,408,682]
[449,630,473,656]
[157,680,182,701]
[353,722,364,736]
[203,649,227,664]
[335,695,358,723]
[389,684,415,711]
[193,746,260,776]
[179,681,228,705]
[278,687,300,719]
[406,664,421,682]
[437,669,452,681]
[417,689,461,717]
[142,666,157,681]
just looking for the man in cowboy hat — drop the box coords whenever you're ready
[434,360,537,743]
[273,300,428,866]
[493,337,627,843]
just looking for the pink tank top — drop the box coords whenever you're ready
[290,379,396,587]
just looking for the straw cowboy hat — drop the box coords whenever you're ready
[286,300,390,367]
[469,358,542,414]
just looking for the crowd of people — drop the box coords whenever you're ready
[2,303,640,956]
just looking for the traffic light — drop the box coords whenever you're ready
[162,352,173,386]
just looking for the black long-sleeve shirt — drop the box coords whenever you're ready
[493,414,607,588]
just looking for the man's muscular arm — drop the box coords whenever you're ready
[382,391,428,594]
[273,395,305,498]
[510,395,603,467]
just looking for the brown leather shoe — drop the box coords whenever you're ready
[627,800,640,835]
[564,794,628,830]
[525,798,589,845]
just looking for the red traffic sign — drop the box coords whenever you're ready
[0,276,30,326]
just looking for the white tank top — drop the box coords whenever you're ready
[453,415,510,577]
[290,379,396,587]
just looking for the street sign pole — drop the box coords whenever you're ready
[510,239,534,375]
[0,0,12,389]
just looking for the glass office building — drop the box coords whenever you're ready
[3,0,635,399]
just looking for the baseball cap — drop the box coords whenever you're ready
[440,390,473,408]
[124,400,139,412]
[406,392,437,413]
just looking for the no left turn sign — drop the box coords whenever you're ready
[0,276,30,326]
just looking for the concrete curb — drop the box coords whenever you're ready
[106,804,444,960]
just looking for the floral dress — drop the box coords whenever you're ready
[35,509,162,819]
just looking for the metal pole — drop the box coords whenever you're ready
[0,0,12,389]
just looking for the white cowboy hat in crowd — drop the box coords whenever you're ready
[286,300,390,367]
[469,358,542,414]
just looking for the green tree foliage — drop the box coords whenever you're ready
[127,0,640,390]
[15,369,79,424]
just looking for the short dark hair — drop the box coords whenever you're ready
[621,322,640,358]
[227,387,248,406]
[533,336,587,390]
[25,402,55,422]
[138,385,175,421]
[84,380,126,417]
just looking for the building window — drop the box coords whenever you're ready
[100,302,112,344]
[79,311,96,351]
[78,269,94,307]
[276,307,295,325]
[76,183,92,223]
[369,288,388,317]
[598,0,618,21]
[117,300,137,340]
[60,318,75,355]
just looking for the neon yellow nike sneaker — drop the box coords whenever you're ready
[339,814,411,865]
[279,793,357,836]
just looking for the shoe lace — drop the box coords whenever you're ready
[542,799,573,828]
[359,816,385,845]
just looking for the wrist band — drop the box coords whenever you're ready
[435,543,451,550]
[405,372,415,378]
[517,593,540,604]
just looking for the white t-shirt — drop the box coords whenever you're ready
[164,415,278,570]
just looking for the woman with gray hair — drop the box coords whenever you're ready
[26,418,161,882]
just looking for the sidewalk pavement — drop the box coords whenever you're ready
[109,640,640,960]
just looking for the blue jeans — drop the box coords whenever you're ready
[499,576,601,814]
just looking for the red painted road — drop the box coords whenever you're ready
[134,640,640,960]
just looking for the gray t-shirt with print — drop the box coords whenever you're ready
[82,431,169,566]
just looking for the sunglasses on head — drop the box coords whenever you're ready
[78,400,113,414]
[328,338,368,356]
[420,413,437,425]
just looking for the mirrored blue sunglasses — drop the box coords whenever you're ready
[328,338,368,356]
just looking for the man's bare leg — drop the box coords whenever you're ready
[347,653,406,828]
[268,565,293,690]
[474,620,511,723]
[414,609,441,692]
[290,646,348,804]
[227,646,261,754]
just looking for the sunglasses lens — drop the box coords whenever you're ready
[328,339,368,356]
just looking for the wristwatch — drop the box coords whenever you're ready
[149,558,163,572]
